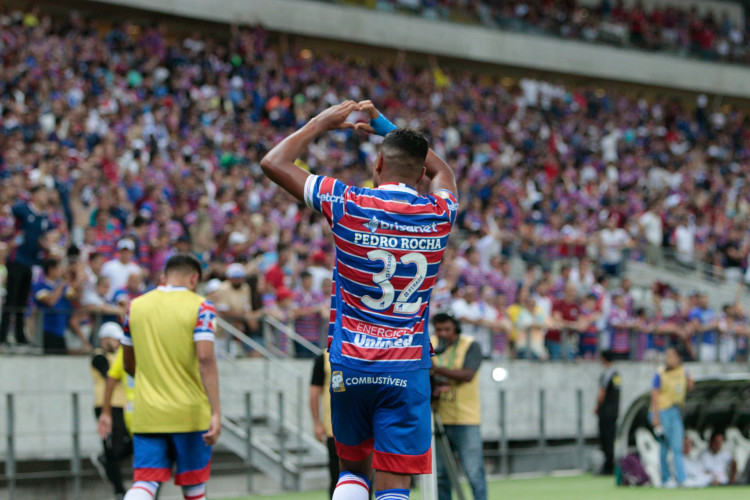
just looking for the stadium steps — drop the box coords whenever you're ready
[625,260,750,310]
[219,413,328,490]
[214,318,329,490]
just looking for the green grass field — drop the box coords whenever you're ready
[229,475,750,500]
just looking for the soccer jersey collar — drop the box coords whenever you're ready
[377,183,418,196]
[157,285,188,292]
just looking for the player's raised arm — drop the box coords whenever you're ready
[260,100,359,201]
[356,100,458,197]
[425,148,458,198]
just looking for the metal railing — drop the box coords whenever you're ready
[510,326,748,364]
[1,391,96,500]
[214,317,326,491]
[261,315,323,359]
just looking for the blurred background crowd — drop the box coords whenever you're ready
[333,0,750,65]
[2,4,750,360]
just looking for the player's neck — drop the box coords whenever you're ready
[376,176,416,188]
[163,278,193,290]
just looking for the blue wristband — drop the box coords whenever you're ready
[370,114,398,136]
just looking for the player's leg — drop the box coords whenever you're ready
[371,369,432,500]
[334,457,373,500]
[181,483,207,500]
[330,365,375,500]
[327,436,340,499]
[125,433,171,499]
[124,481,159,500]
[172,431,213,498]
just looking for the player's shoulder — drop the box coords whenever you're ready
[197,297,215,313]
[430,188,459,205]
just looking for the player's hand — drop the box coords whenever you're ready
[358,100,380,120]
[311,101,358,131]
[354,122,376,135]
[97,412,112,439]
[314,422,326,443]
[353,100,379,134]
[203,413,222,446]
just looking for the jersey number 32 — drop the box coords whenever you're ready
[362,249,428,315]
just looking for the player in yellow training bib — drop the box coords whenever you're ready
[120,254,221,500]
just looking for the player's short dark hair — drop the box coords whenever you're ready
[165,254,202,279]
[432,312,462,335]
[601,350,613,363]
[42,258,60,275]
[301,271,312,279]
[381,129,428,177]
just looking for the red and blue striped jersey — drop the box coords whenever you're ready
[304,175,458,372]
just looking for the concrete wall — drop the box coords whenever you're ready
[83,0,750,98]
[0,355,745,461]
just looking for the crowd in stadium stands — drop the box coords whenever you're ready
[2,6,750,361]
[357,0,750,65]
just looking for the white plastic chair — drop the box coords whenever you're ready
[686,429,708,458]
[726,428,750,476]
[635,427,662,487]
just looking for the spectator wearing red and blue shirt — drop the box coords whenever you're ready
[459,247,484,288]
[292,271,327,358]
[608,294,634,360]
[578,294,601,359]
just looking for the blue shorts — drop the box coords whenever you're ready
[132,432,212,485]
[330,364,432,474]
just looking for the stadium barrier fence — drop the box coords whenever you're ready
[0,304,744,363]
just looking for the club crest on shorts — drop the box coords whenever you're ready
[331,371,345,392]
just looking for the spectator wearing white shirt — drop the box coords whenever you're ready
[700,431,737,485]
[474,211,504,271]
[598,217,633,278]
[682,437,712,488]
[451,286,496,358]
[569,257,595,293]
[99,239,141,300]
[637,201,664,265]
[81,252,106,307]
[673,214,696,267]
